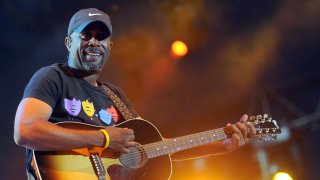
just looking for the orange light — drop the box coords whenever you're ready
[170,40,188,58]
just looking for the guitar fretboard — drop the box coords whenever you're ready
[143,128,227,159]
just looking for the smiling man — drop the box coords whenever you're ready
[14,8,254,180]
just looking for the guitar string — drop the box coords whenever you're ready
[100,128,228,166]
[136,121,269,155]
[107,128,228,165]
[99,121,270,165]
[108,123,272,165]
[117,120,263,160]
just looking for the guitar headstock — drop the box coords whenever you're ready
[249,114,281,142]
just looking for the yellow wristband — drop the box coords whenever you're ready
[99,129,110,149]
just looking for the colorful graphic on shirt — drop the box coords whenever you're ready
[107,106,120,123]
[82,99,95,118]
[64,98,81,116]
[98,109,112,125]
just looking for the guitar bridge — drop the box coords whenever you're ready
[89,153,106,180]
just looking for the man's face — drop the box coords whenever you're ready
[67,22,112,73]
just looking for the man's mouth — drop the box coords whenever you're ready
[83,52,103,62]
[86,52,102,57]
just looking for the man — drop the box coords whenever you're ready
[14,8,255,180]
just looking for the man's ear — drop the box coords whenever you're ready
[109,41,113,49]
[65,37,72,50]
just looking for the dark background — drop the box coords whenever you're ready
[1,0,320,179]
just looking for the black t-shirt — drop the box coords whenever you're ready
[22,63,137,178]
[23,63,135,125]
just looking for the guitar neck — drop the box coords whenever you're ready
[143,127,228,159]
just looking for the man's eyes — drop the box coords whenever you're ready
[80,33,108,41]
[80,33,92,41]
[96,34,108,41]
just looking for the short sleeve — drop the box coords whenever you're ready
[23,66,62,108]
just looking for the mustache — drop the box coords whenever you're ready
[84,47,103,54]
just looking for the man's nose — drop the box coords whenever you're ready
[88,37,101,46]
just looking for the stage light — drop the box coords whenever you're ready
[272,172,293,180]
[170,40,188,58]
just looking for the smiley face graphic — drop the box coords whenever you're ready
[81,99,95,118]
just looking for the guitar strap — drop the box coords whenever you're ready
[102,83,139,121]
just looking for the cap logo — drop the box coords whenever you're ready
[88,13,102,16]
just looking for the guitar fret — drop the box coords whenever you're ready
[145,121,275,159]
[145,127,241,159]
[145,129,226,159]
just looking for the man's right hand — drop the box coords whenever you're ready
[104,126,136,154]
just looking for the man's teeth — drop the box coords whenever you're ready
[87,53,101,56]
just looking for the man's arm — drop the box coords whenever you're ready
[170,114,255,160]
[14,97,136,153]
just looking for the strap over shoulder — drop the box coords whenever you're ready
[102,84,139,121]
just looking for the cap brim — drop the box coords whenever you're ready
[73,20,111,36]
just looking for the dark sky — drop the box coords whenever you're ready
[1,0,320,179]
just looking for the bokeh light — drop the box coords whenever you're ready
[273,172,293,180]
[170,40,188,58]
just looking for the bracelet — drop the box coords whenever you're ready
[99,129,110,149]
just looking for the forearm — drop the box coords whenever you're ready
[14,118,104,151]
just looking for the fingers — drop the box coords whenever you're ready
[227,114,254,144]
[227,122,246,145]
[231,133,240,147]
[236,122,248,142]
[237,114,251,142]
[105,127,138,154]
[246,121,256,138]
[125,128,134,135]
[121,141,138,154]
[240,114,248,123]
[126,141,138,147]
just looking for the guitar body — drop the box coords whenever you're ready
[33,119,172,180]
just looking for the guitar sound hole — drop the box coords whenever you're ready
[119,144,147,169]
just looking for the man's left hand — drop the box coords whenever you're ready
[222,114,256,152]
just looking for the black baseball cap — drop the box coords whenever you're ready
[67,8,112,37]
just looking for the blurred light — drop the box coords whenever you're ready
[273,172,293,180]
[193,158,206,170]
[176,173,222,180]
[170,40,188,59]
[269,164,279,174]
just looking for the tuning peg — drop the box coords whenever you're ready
[256,115,262,120]
[264,135,272,141]
[272,120,280,129]
[272,134,278,140]
[249,115,256,121]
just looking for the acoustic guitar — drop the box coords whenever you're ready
[32,114,281,180]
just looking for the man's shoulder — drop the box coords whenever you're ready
[34,63,68,77]
[35,63,61,73]
[102,82,123,93]
[102,81,119,89]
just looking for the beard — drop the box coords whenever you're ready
[79,49,110,72]
[81,58,103,72]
